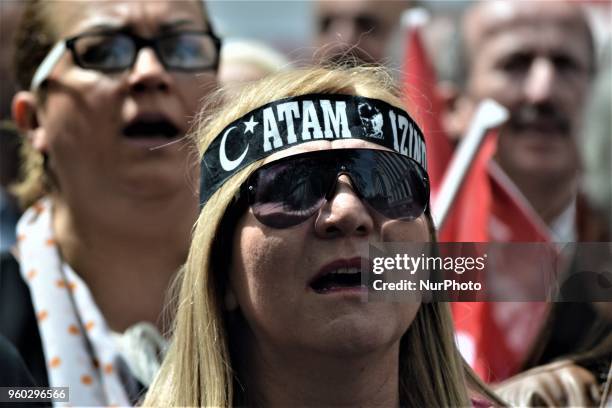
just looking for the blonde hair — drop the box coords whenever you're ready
[144,66,501,407]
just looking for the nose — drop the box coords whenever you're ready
[127,47,170,93]
[314,175,374,238]
[524,57,555,104]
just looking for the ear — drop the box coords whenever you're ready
[12,91,49,153]
[438,81,475,142]
[224,286,239,311]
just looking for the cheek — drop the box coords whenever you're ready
[44,90,117,155]
[380,215,431,242]
[472,71,512,100]
[175,73,217,114]
[228,221,308,320]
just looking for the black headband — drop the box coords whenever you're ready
[200,94,427,207]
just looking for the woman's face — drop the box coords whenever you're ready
[35,0,216,202]
[229,139,428,356]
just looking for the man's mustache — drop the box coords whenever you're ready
[507,104,571,135]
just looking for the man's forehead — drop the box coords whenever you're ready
[475,23,589,59]
[465,0,590,52]
[316,0,408,20]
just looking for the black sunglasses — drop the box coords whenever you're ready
[65,30,221,72]
[240,148,430,229]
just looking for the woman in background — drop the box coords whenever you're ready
[0,0,219,405]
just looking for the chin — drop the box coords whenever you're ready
[501,151,576,183]
[517,159,575,181]
[309,313,405,356]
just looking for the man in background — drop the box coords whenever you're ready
[444,1,610,405]
[446,0,606,242]
[314,0,411,66]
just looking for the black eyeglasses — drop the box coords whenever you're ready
[240,148,430,229]
[64,30,221,72]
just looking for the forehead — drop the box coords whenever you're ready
[316,0,403,21]
[49,0,207,38]
[467,1,591,62]
[317,0,376,15]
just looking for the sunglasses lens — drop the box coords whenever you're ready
[250,159,329,228]
[350,151,428,221]
[72,34,134,70]
[158,33,220,70]
[248,150,429,229]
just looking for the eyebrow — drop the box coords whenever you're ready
[78,22,123,35]
[79,19,202,36]
[159,19,202,32]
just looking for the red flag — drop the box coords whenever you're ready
[438,133,496,242]
[402,17,551,382]
[401,23,452,195]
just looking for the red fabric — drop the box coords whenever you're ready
[401,26,452,196]
[438,133,497,243]
[402,24,551,382]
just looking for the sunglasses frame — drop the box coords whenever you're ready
[65,30,222,73]
[240,148,430,229]
[30,29,221,90]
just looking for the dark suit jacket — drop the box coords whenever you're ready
[0,252,48,388]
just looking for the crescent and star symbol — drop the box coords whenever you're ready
[219,116,259,171]
[244,116,259,133]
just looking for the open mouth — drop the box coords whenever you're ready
[310,267,364,294]
[122,118,180,139]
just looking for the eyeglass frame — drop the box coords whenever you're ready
[30,29,221,91]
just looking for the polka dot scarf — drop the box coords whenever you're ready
[16,198,131,407]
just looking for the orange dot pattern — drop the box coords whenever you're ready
[49,356,61,368]
[32,202,44,214]
[56,280,77,291]
[27,269,37,280]
[18,199,130,405]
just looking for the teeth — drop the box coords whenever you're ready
[330,267,361,275]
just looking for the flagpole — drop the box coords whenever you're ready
[432,99,509,230]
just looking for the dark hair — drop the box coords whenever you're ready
[13,0,54,91]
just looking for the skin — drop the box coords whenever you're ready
[228,139,428,407]
[12,0,216,331]
[315,0,411,65]
[219,62,272,99]
[456,0,593,224]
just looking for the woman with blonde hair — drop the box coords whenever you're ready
[145,66,501,407]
